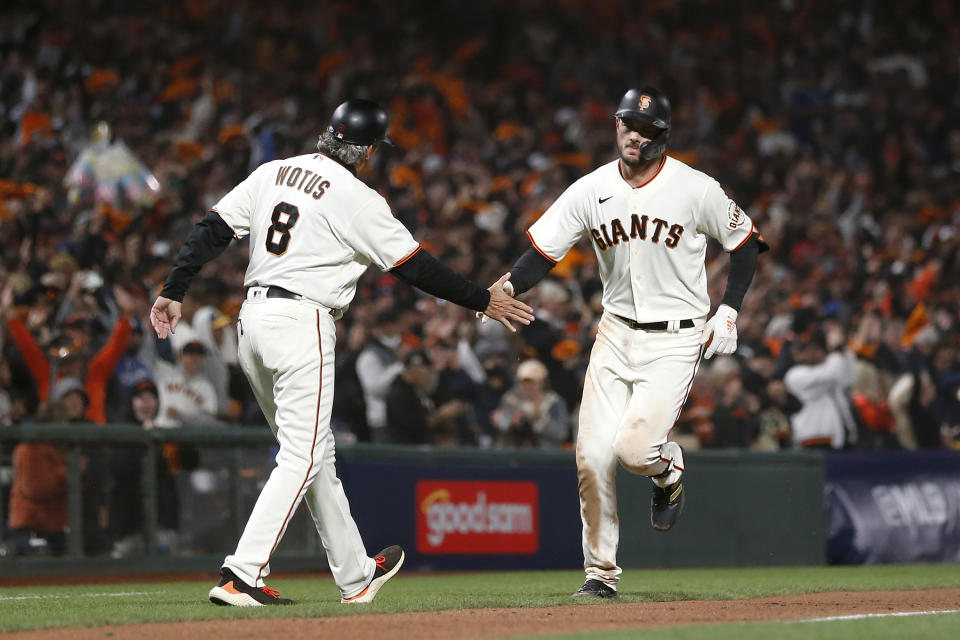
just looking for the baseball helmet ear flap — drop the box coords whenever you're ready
[327,99,393,146]
[615,86,671,160]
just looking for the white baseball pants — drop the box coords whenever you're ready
[577,312,703,586]
[223,295,375,598]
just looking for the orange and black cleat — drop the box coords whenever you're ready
[209,567,295,606]
[340,545,405,604]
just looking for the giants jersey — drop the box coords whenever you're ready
[213,153,420,310]
[527,156,757,323]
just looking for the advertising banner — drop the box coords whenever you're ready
[338,452,580,571]
[825,451,960,564]
[416,480,539,554]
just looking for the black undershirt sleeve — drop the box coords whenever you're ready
[390,249,491,312]
[721,232,768,311]
[159,211,236,302]
[508,246,556,296]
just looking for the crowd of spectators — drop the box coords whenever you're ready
[1,0,959,554]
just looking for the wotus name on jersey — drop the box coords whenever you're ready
[591,214,684,251]
[276,165,331,200]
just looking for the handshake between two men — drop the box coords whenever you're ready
[478,273,525,332]
[479,274,740,363]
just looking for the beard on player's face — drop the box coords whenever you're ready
[618,139,651,168]
[619,146,644,167]
[616,118,665,168]
[616,124,650,167]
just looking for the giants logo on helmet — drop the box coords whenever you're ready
[638,94,652,110]
[416,480,539,554]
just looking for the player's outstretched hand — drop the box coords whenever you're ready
[150,295,182,340]
[701,304,738,359]
[483,273,533,333]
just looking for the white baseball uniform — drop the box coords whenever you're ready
[527,155,758,586]
[212,152,419,597]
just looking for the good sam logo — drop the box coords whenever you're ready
[416,480,539,554]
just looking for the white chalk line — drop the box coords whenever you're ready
[0,590,163,602]
[792,609,960,623]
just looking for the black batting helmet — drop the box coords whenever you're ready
[326,99,393,146]
[614,87,671,160]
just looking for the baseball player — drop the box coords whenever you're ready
[501,87,767,598]
[149,98,533,606]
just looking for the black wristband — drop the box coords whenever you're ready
[160,211,235,302]
[390,248,491,312]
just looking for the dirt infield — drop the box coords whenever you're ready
[7,588,960,639]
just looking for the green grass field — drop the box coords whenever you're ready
[1,565,958,638]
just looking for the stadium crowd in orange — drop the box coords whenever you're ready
[0,0,957,456]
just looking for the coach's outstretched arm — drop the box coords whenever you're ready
[150,211,235,339]
[390,248,534,332]
[700,230,769,359]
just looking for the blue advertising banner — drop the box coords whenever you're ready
[337,451,582,571]
[825,451,960,564]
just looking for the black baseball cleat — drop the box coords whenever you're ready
[208,567,295,606]
[651,480,685,531]
[572,579,618,599]
[341,545,405,603]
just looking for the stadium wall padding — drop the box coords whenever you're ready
[336,447,826,570]
[2,428,830,574]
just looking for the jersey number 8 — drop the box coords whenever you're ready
[266,202,300,256]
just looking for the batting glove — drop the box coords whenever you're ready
[701,304,738,359]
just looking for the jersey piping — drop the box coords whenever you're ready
[617,155,666,189]
[728,223,758,253]
[392,245,422,268]
[527,229,559,263]
[257,309,323,584]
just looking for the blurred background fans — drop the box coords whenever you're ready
[0,0,957,453]
[63,121,160,214]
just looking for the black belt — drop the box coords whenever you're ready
[262,285,300,300]
[247,285,340,318]
[612,314,694,331]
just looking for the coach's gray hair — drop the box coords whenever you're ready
[316,131,368,167]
